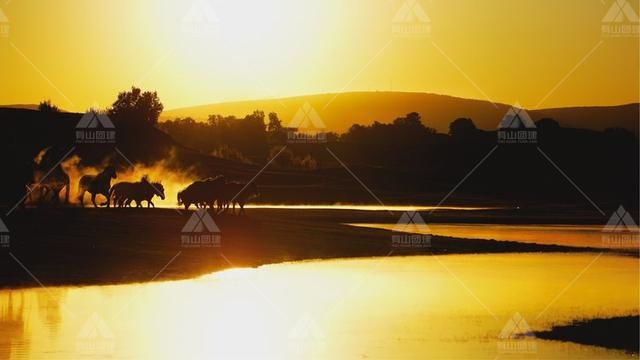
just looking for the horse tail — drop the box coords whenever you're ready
[177,190,184,205]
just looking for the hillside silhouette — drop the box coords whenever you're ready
[160,92,640,134]
[0,89,637,213]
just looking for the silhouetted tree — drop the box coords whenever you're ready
[109,86,164,126]
[38,100,60,113]
[393,112,422,127]
[341,113,436,145]
[267,112,282,133]
[449,118,477,136]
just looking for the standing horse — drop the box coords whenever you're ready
[78,166,117,207]
[220,182,259,215]
[111,177,165,208]
[177,176,225,210]
[109,181,136,207]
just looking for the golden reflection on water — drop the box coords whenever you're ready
[243,204,501,211]
[155,204,502,211]
[350,223,640,249]
[0,254,637,359]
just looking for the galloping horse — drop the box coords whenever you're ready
[78,166,117,207]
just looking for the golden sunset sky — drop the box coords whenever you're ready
[0,0,638,111]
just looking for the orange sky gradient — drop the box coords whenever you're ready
[0,0,638,112]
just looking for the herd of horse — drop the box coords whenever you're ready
[28,165,258,214]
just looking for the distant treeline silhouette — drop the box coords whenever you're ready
[159,108,638,209]
[0,88,637,210]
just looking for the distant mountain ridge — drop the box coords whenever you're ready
[160,92,639,134]
[3,93,637,134]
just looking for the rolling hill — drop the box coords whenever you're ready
[160,92,639,134]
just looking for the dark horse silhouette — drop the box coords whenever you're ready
[110,177,165,208]
[78,166,117,207]
[220,181,259,215]
[177,176,225,210]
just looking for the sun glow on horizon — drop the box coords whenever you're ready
[0,0,637,111]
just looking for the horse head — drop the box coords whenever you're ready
[153,183,166,200]
[104,165,117,179]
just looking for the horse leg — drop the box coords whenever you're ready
[91,193,98,208]
[78,189,85,207]
[36,186,45,206]
[102,192,110,207]
[64,184,70,205]
[52,188,60,207]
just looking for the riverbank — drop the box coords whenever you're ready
[537,316,639,353]
[0,207,620,289]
